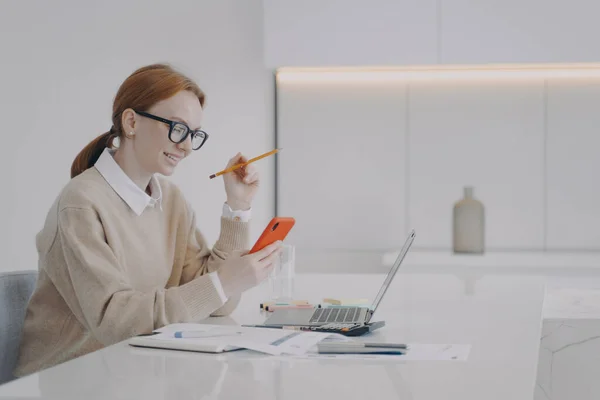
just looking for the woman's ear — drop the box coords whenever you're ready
[121,108,137,134]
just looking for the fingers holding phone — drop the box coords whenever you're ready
[252,241,284,268]
[216,242,283,297]
[216,217,294,298]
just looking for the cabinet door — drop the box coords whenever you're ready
[546,79,600,250]
[408,80,546,250]
[277,81,408,250]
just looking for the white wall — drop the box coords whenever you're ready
[0,0,274,273]
[264,0,438,67]
[440,0,600,64]
[277,76,600,251]
[264,0,600,67]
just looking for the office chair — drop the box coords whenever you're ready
[0,271,37,385]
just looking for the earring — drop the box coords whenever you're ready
[127,131,135,138]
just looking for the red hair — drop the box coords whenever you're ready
[70,63,205,178]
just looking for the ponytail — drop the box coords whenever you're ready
[70,130,115,179]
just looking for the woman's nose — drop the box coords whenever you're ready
[177,134,193,153]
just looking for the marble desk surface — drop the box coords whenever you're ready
[4,251,600,400]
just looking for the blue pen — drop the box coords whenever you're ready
[173,330,242,339]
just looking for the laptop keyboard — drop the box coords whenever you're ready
[309,307,361,324]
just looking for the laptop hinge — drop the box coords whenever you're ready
[366,309,374,323]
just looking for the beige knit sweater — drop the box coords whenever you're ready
[15,167,248,376]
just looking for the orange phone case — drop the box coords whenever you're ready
[249,217,295,254]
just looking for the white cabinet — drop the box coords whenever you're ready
[440,0,600,64]
[546,79,600,250]
[263,0,438,68]
[408,81,546,249]
[277,81,409,250]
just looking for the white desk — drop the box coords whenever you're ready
[0,270,550,400]
[535,287,600,400]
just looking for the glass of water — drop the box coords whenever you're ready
[268,244,295,301]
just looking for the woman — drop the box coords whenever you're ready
[15,63,281,376]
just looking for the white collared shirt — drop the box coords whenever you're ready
[94,148,252,221]
[94,148,163,216]
[94,147,252,303]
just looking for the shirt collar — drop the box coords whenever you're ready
[94,148,163,216]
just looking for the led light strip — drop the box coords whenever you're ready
[276,64,600,83]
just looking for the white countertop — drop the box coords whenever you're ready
[544,287,600,320]
[387,249,600,269]
[0,272,549,400]
[294,249,600,275]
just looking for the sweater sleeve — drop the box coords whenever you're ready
[49,207,228,346]
[179,212,250,316]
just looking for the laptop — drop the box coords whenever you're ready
[262,229,416,327]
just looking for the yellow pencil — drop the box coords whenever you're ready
[209,148,282,179]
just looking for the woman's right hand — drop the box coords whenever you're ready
[216,241,283,298]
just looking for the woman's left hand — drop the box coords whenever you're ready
[223,152,259,210]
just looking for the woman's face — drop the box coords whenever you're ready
[129,90,204,176]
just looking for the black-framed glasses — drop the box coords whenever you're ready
[134,110,209,150]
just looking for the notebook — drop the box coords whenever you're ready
[128,323,340,355]
[128,323,241,353]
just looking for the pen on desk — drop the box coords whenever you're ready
[173,331,242,339]
[363,342,408,349]
[317,343,408,355]
[317,349,406,355]
[242,324,280,329]
[241,325,309,331]
[209,148,282,179]
[318,342,408,349]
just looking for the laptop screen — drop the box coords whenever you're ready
[369,230,415,315]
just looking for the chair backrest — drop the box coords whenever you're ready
[0,271,37,385]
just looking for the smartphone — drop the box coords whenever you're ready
[249,217,295,254]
